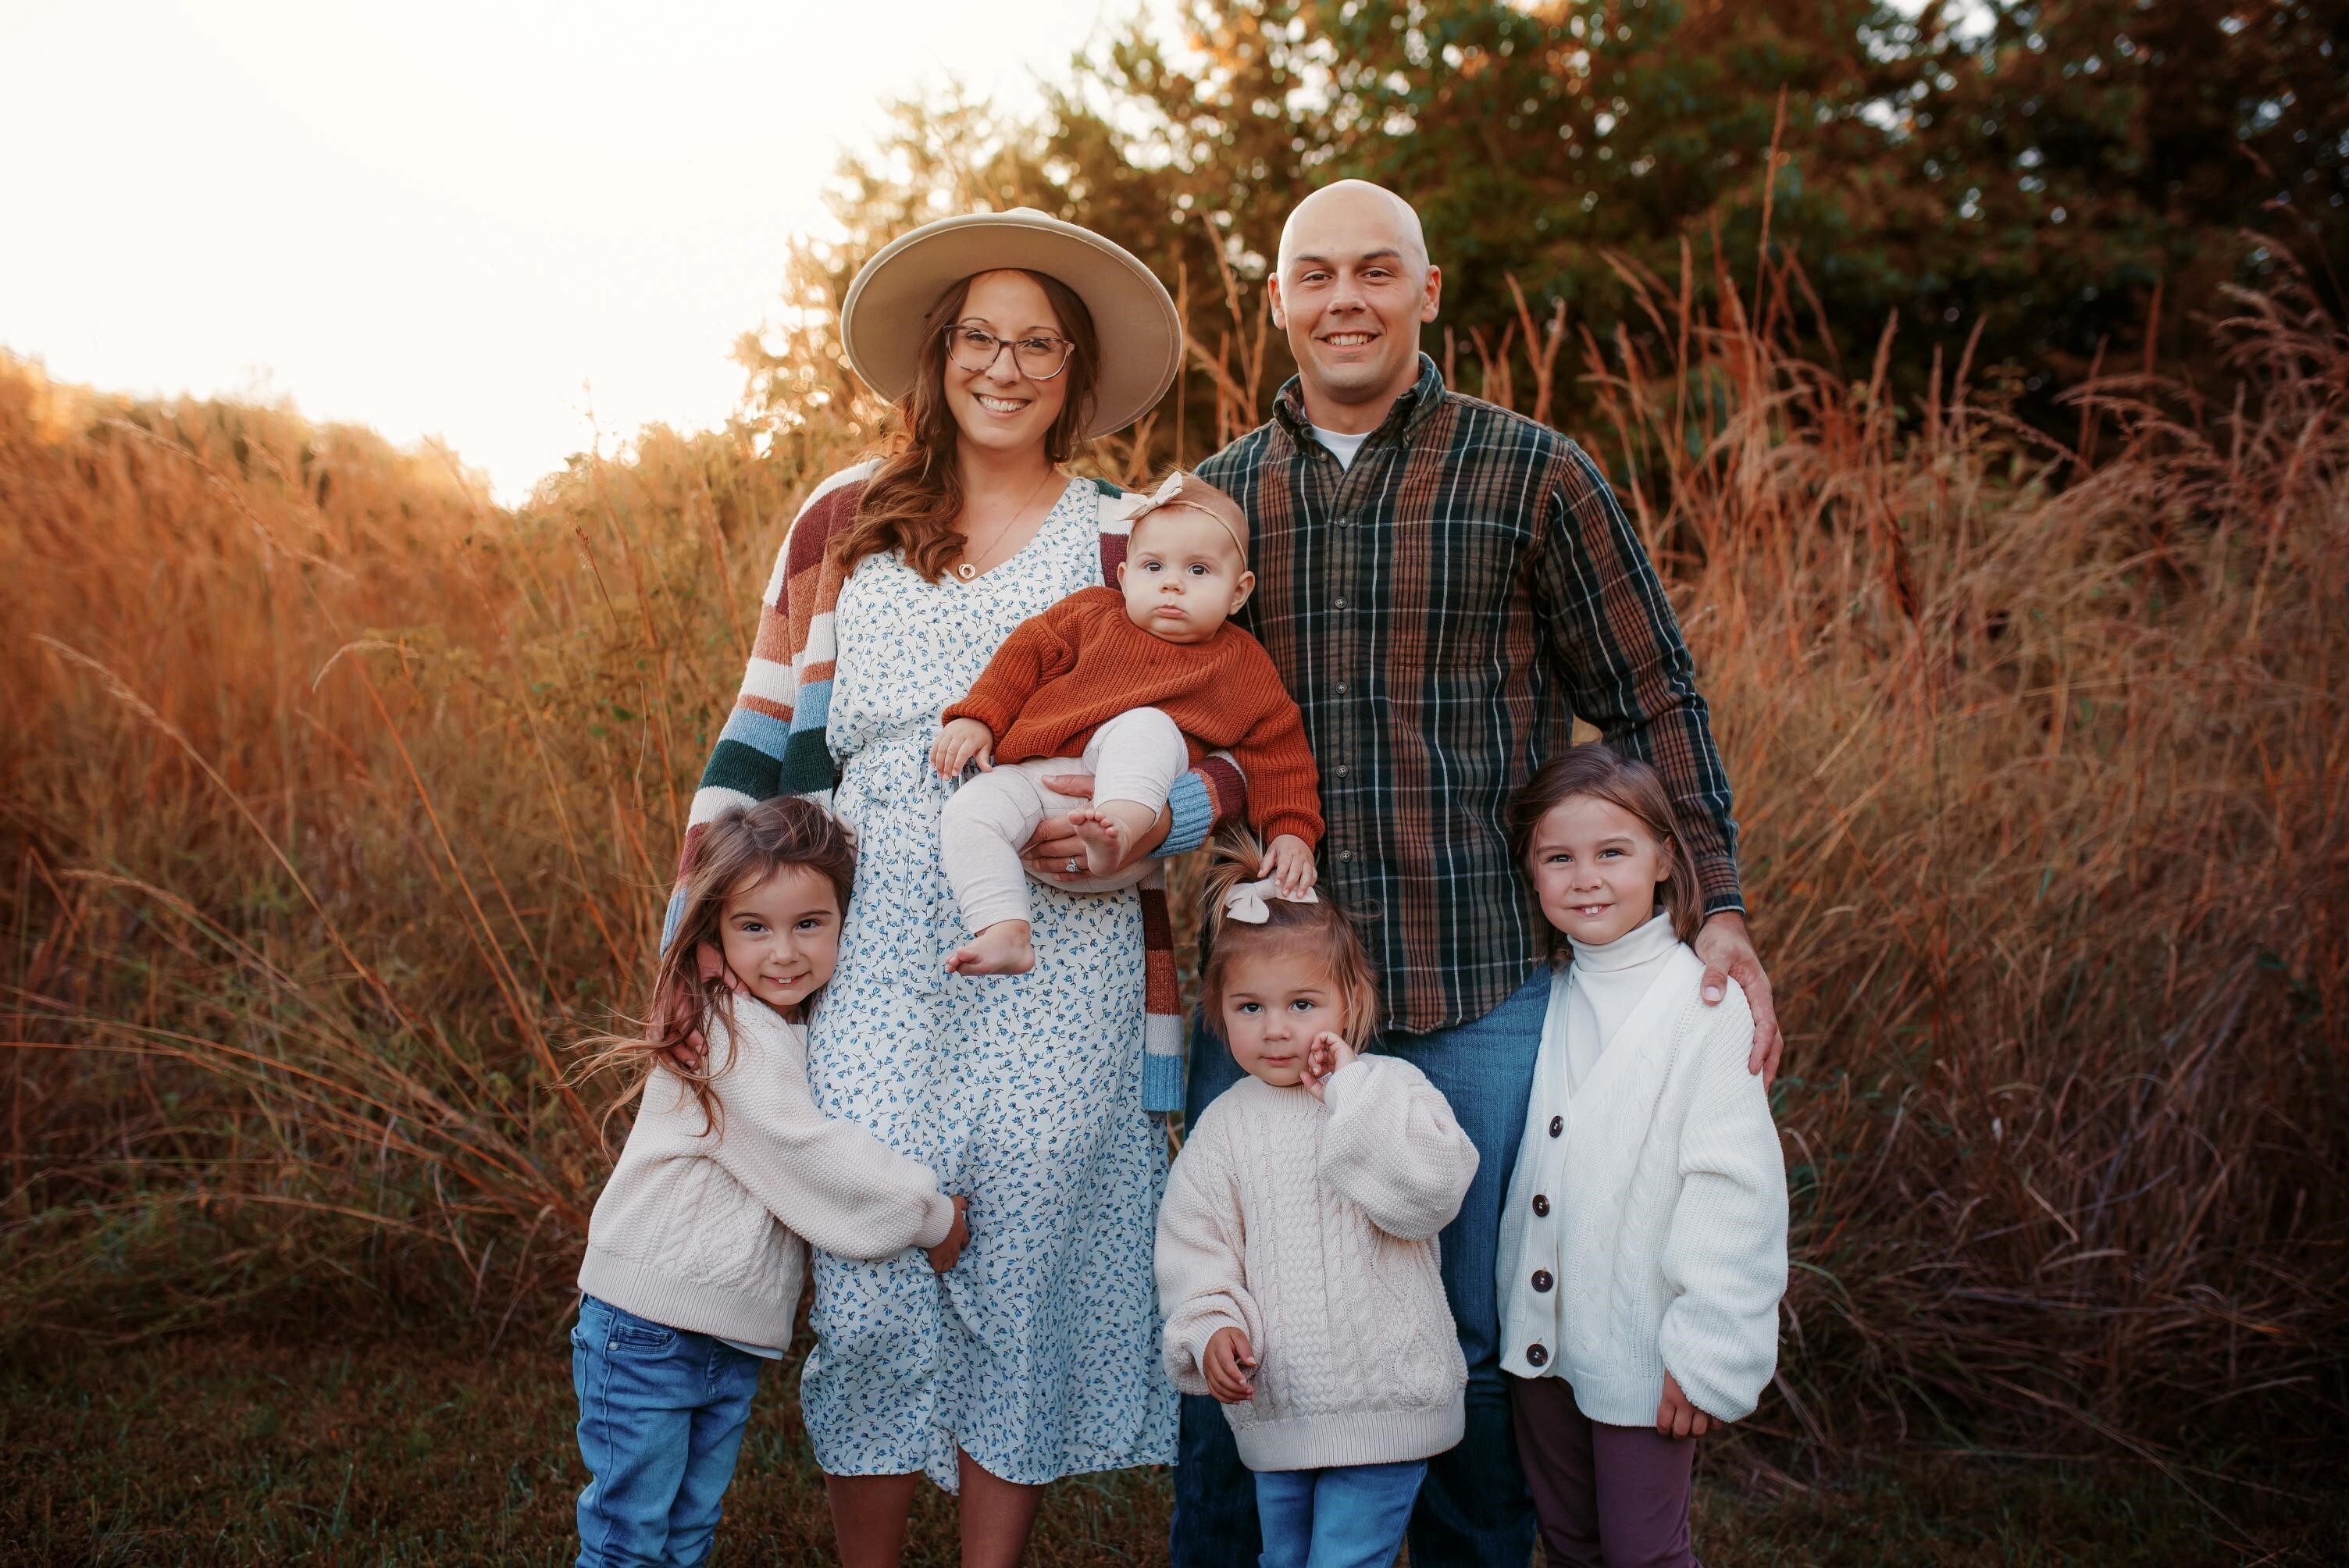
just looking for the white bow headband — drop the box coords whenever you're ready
[1221,878,1319,925]
[1118,470,1249,565]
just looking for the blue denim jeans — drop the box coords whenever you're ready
[572,1293,764,1568]
[1171,970,1548,1568]
[1256,1459,1429,1568]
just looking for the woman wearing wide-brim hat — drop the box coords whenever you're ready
[663,209,1246,1562]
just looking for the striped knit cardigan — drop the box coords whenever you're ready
[668,461,1248,1114]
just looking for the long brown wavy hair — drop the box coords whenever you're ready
[1199,829,1382,1051]
[577,797,857,1143]
[830,268,1101,583]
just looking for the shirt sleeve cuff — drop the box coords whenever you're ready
[1697,856,1745,917]
[914,1191,957,1250]
[939,697,1009,739]
[1157,770,1215,858]
[1187,1316,1246,1378]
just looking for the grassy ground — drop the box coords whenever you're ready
[1,1331,2336,1566]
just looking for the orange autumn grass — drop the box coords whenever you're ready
[2,243,2344,1483]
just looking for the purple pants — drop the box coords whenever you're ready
[1506,1373,1698,1567]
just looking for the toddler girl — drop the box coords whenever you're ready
[929,469,1321,974]
[571,796,969,1568]
[1495,744,1788,1568]
[1155,832,1477,1568]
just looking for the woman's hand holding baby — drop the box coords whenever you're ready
[1298,1030,1358,1103]
[925,1195,971,1273]
[930,718,996,778]
[1261,833,1317,896]
[1202,1325,1258,1402]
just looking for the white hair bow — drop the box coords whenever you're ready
[1115,470,1186,517]
[1221,878,1319,925]
[1112,469,1249,561]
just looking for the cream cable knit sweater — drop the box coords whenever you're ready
[1156,1055,1479,1471]
[1496,943,1788,1426]
[579,997,957,1351]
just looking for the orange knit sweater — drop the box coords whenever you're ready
[944,587,1324,846]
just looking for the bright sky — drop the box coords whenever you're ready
[0,0,1140,500]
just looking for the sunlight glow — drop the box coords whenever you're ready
[0,0,1131,500]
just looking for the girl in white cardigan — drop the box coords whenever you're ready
[571,799,969,1568]
[1494,746,1788,1568]
[1157,833,1479,1568]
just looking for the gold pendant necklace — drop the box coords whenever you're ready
[956,469,1057,582]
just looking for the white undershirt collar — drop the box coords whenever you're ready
[1309,422,1371,471]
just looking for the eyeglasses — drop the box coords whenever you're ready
[943,324,1077,380]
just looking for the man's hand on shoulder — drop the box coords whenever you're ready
[1694,911,1781,1089]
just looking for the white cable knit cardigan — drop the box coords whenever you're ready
[1495,944,1788,1426]
[1155,1056,1479,1471]
[579,997,957,1350]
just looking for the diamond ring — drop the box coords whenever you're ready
[1065,858,1079,875]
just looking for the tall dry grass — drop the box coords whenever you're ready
[1569,242,2349,1476]
[0,382,808,1338]
[2,235,2344,1481]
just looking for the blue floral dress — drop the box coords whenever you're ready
[802,478,1176,1491]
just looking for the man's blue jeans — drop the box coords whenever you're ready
[572,1293,763,1568]
[1170,970,1547,1568]
[1256,1459,1428,1568]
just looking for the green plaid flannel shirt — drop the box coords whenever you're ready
[1197,355,1743,1035]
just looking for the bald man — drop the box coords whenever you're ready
[1167,180,1779,1567]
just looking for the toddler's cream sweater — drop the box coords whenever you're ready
[579,997,957,1350]
[1156,1055,1479,1471]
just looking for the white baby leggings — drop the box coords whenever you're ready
[939,706,1189,932]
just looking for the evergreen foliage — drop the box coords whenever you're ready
[740,0,2349,447]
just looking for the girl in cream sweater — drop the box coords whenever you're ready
[1156,835,1478,1568]
[572,798,968,1568]
[1495,746,1788,1568]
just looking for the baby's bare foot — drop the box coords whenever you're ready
[947,921,1034,976]
[1069,807,1140,879]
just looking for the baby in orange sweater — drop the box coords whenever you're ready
[929,470,1321,975]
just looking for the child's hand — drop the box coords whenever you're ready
[931,718,995,778]
[1203,1326,1258,1403]
[1655,1372,1720,1440]
[1298,1030,1358,1103]
[1262,834,1317,897]
[925,1195,970,1273]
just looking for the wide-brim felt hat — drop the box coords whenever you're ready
[839,208,1183,442]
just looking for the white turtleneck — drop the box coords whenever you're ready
[1561,911,1681,1092]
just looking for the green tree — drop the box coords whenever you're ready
[1888,0,2349,385]
[740,0,2349,457]
[1046,0,1926,424]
